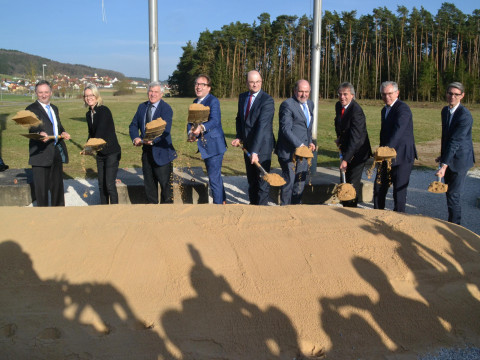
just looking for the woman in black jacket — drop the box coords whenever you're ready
[83,84,121,204]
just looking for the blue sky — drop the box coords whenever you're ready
[0,0,477,80]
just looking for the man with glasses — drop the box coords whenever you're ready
[435,82,474,225]
[373,81,417,213]
[231,70,275,205]
[129,81,177,204]
[26,80,70,206]
[188,74,227,204]
[334,82,372,207]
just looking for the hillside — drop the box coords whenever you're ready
[0,49,125,79]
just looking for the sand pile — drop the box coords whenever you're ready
[1,205,480,359]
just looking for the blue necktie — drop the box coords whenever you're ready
[302,103,310,127]
[46,104,58,143]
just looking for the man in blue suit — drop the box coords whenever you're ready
[187,74,227,204]
[373,81,417,213]
[276,79,315,205]
[232,70,275,205]
[435,82,475,225]
[129,81,177,204]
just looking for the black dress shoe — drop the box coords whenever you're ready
[0,164,9,172]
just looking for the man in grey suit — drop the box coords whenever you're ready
[232,70,275,205]
[435,82,475,225]
[276,79,315,205]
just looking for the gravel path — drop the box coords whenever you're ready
[62,167,480,235]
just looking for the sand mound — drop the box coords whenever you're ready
[333,182,356,201]
[1,205,480,359]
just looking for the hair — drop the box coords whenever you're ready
[246,70,262,82]
[83,83,103,107]
[294,79,311,92]
[337,82,355,97]
[148,81,164,92]
[195,74,211,86]
[447,82,464,94]
[35,80,51,92]
[380,81,398,93]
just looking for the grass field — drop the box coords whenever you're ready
[0,90,478,179]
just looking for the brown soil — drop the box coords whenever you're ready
[84,138,106,147]
[334,183,356,201]
[146,118,166,132]
[1,205,480,359]
[374,146,397,161]
[428,181,448,193]
[11,110,41,128]
[295,146,314,158]
[188,104,210,124]
[263,173,286,186]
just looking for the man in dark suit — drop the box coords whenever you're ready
[231,70,275,205]
[187,74,227,204]
[26,80,70,206]
[334,82,372,207]
[276,79,315,205]
[129,81,177,204]
[435,82,475,225]
[373,81,417,213]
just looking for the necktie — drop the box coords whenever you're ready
[447,111,453,129]
[46,104,58,143]
[385,105,391,119]
[245,93,253,119]
[302,103,310,127]
[146,103,153,124]
[341,107,345,118]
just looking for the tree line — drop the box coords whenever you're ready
[168,3,480,103]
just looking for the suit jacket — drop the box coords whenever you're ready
[187,93,226,160]
[86,104,121,156]
[26,100,69,166]
[235,90,275,156]
[380,99,417,166]
[276,97,314,160]
[129,99,177,166]
[335,100,372,165]
[440,104,475,172]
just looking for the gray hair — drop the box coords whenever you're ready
[148,81,164,92]
[337,82,355,97]
[447,82,465,94]
[380,81,398,93]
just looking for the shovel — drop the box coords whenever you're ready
[21,134,63,141]
[241,147,286,187]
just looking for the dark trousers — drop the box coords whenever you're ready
[341,160,367,207]
[279,157,309,205]
[373,161,413,213]
[142,148,173,204]
[444,167,468,225]
[204,153,226,204]
[32,147,65,207]
[96,151,121,205]
[244,153,271,205]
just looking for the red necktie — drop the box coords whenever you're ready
[245,93,253,119]
[341,107,345,118]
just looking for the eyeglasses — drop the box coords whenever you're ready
[84,95,96,99]
[381,91,396,97]
[195,82,209,88]
[447,91,462,97]
[248,80,262,85]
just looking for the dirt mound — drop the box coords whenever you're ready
[1,205,480,359]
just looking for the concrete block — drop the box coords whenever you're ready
[0,169,34,206]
